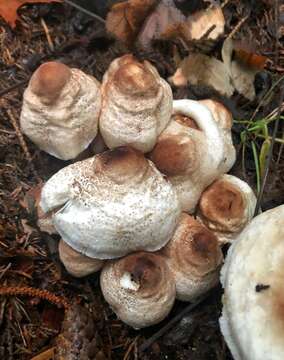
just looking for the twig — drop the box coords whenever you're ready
[250,74,284,120]
[123,337,139,360]
[5,108,40,181]
[63,0,106,24]
[0,80,28,98]
[254,86,284,215]
[40,18,54,52]
[138,290,213,353]
[0,286,70,310]
[221,0,231,8]
[227,14,249,39]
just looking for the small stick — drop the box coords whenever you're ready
[5,108,40,181]
[40,18,54,52]
[227,14,249,39]
[0,80,28,98]
[63,0,106,24]
[139,289,213,353]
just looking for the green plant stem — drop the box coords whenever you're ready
[251,141,261,194]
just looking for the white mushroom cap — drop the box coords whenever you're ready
[58,239,104,278]
[99,54,173,153]
[160,213,223,301]
[197,175,257,244]
[100,252,176,329]
[220,205,284,360]
[20,61,101,160]
[150,99,228,213]
[39,146,181,259]
[199,99,236,173]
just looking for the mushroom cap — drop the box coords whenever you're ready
[39,146,181,259]
[58,240,104,278]
[150,99,227,213]
[20,61,101,160]
[200,99,236,173]
[220,205,284,360]
[197,174,257,244]
[160,213,223,301]
[100,252,176,329]
[99,54,173,153]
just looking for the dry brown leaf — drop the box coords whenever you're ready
[137,0,185,48]
[169,53,234,97]
[162,5,225,45]
[0,0,62,28]
[222,38,258,101]
[31,348,55,360]
[106,0,158,46]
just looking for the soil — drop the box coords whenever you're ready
[0,1,283,359]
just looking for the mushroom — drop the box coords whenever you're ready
[220,205,284,360]
[159,213,223,301]
[197,174,257,244]
[99,54,173,153]
[58,240,105,278]
[100,252,176,329]
[150,99,234,212]
[20,61,101,160]
[39,146,181,260]
[199,99,236,173]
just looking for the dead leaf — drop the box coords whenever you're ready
[106,0,158,46]
[234,42,268,70]
[0,0,62,28]
[169,53,234,97]
[30,348,55,360]
[137,0,186,48]
[162,5,225,48]
[222,38,259,101]
[230,60,257,101]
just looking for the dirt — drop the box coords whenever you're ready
[0,1,283,359]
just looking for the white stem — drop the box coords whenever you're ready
[173,99,224,167]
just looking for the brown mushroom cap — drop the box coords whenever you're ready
[199,178,245,232]
[59,240,104,278]
[30,62,71,103]
[95,146,149,184]
[113,60,158,97]
[161,213,223,301]
[149,134,198,176]
[100,251,176,328]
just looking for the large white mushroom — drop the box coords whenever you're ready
[150,99,235,212]
[160,213,223,301]
[20,61,101,160]
[100,252,176,329]
[39,146,181,262]
[220,205,284,360]
[197,174,257,244]
[99,54,173,153]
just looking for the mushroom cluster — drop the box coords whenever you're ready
[21,55,258,330]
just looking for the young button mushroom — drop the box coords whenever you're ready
[220,205,284,360]
[58,240,105,278]
[99,54,173,153]
[197,174,257,244]
[100,252,176,329]
[20,61,101,160]
[159,213,223,301]
[150,99,232,213]
[40,146,181,260]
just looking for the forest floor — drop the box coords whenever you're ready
[0,1,283,359]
